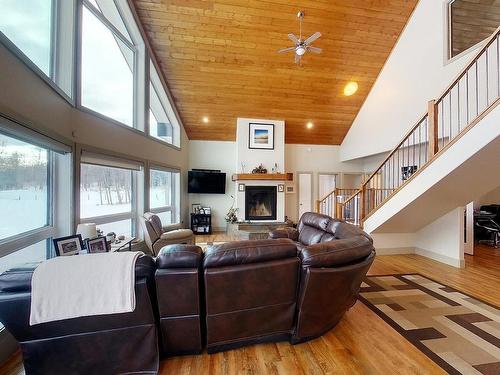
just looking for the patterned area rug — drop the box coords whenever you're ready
[359,274,500,375]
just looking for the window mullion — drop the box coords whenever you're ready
[82,0,134,50]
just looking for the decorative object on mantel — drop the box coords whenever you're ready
[232,173,293,181]
[271,163,279,173]
[240,162,246,173]
[252,164,268,174]
[248,123,274,150]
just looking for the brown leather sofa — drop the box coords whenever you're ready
[0,212,374,371]
[156,212,375,354]
[0,255,159,375]
[269,212,375,342]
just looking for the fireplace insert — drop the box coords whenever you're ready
[245,186,277,221]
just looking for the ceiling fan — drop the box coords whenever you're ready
[277,11,322,65]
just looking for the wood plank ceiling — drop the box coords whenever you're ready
[133,0,418,145]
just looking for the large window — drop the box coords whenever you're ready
[448,0,500,59]
[0,118,72,333]
[149,62,180,147]
[80,0,146,129]
[149,168,180,225]
[79,153,144,237]
[0,0,75,97]
[0,134,49,240]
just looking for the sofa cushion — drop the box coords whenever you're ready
[156,244,202,269]
[0,256,156,293]
[160,229,194,241]
[297,212,330,232]
[298,226,325,246]
[299,236,374,268]
[204,239,297,268]
[328,221,373,243]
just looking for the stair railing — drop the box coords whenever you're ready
[316,188,358,219]
[359,25,500,224]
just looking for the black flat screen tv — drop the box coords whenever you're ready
[188,171,226,194]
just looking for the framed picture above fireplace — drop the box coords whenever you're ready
[249,123,274,150]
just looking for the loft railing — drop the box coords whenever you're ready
[359,25,500,224]
[315,26,500,227]
[316,188,358,219]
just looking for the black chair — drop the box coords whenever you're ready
[475,216,500,248]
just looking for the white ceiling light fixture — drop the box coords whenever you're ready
[202,116,209,123]
[277,11,322,65]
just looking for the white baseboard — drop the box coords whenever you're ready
[375,247,415,255]
[415,248,465,268]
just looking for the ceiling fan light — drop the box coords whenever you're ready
[296,46,306,56]
[344,82,358,96]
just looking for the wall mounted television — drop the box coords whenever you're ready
[188,170,226,194]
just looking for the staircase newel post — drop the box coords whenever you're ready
[428,99,439,159]
[315,200,320,213]
[359,184,366,223]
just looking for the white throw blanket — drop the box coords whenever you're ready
[30,251,143,326]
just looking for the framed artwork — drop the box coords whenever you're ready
[249,123,274,150]
[401,165,418,181]
[286,185,295,194]
[278,184,285,193]
[238,183,245,192]
[53,234,84,256]
[86,236,109,253]
[192,203,202,214]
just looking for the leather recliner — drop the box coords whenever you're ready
[0,255,159,375]
[270,212,375,343]
[140,212,195,256]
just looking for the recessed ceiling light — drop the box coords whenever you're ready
[306,122,314,129]
[202,116,209,123]
[344,81,358,96]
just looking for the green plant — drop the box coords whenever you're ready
[225,207,238,224]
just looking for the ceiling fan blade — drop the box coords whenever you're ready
[304,31,321,45]
[277,46,295,54]
[308,46,322,54]
[295,53,301,65]
[288,33,300,45]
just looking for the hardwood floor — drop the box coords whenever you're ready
[2,239,499,375]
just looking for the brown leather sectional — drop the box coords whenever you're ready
[0,213,375,373]
[155,212,375,354]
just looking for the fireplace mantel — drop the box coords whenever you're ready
[232,173,293,182]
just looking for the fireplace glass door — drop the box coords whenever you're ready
[245,186,277,221]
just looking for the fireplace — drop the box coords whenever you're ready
[245,186,277,221]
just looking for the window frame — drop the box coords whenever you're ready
[147,165,181,225]
[0,115,73,258]
[0,0,183,149]
[0,0,76,103]
[445,0,490,64]
[76,145,145,238]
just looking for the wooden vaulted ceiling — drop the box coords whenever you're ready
[133,0,418,145]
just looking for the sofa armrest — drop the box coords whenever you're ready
[269,227,299,241]
[300,236,374,268]
[156,244,202,269]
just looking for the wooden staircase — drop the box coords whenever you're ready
[317,26,500,228]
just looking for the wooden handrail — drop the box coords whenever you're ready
[436,25,500,103]
[363,113,428,185]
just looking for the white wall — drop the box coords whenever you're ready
[340,0,480,161]
[236,118,285,173]
[188,141,236,230]
[187,141,367,225]
[0,42,191,225]
[415,207,465,268]
[475,186,500,208]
